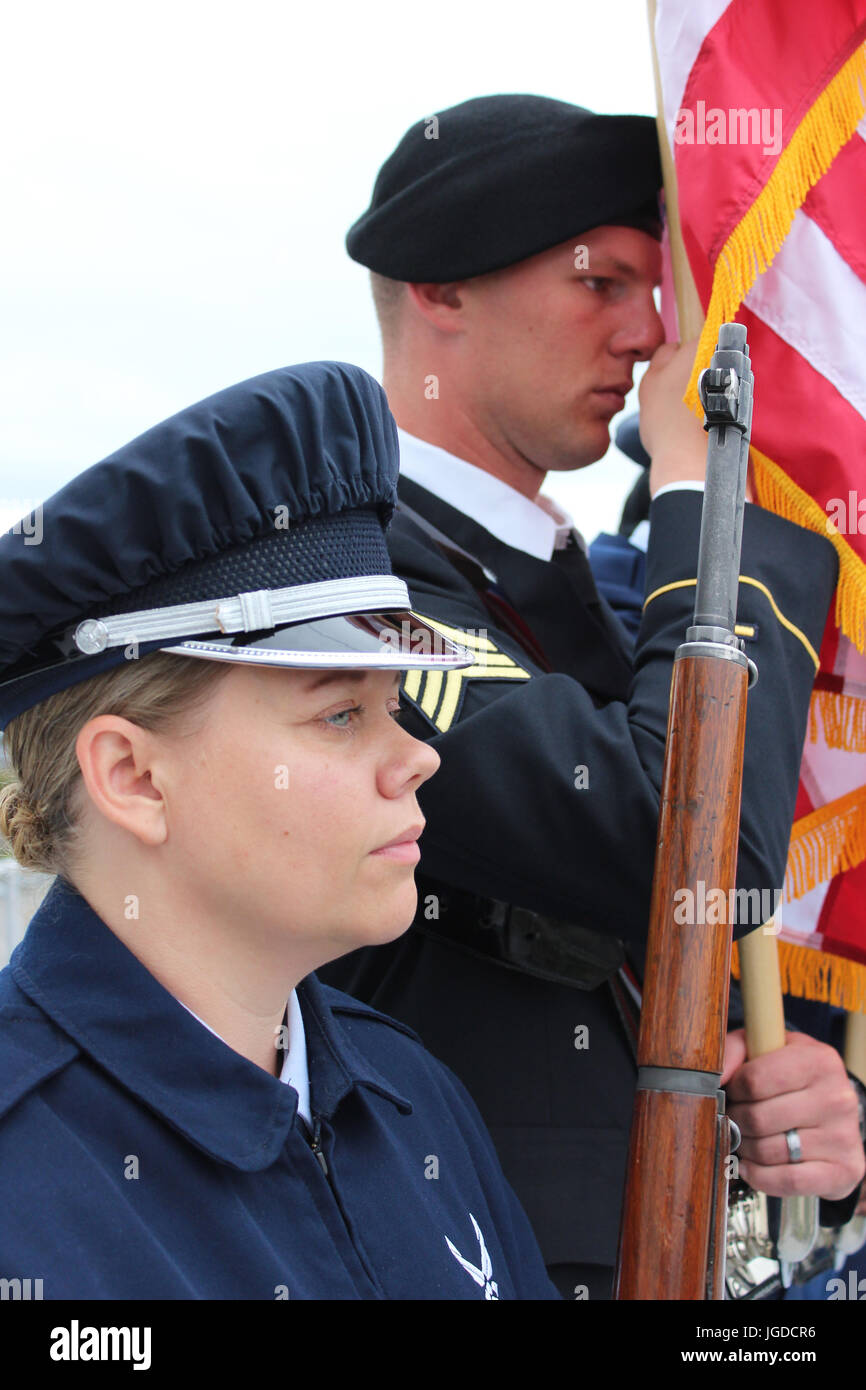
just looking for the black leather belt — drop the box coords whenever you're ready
[413,880,625,990]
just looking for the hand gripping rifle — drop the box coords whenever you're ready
[615,323,756,1300]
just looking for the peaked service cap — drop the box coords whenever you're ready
[0,361,471,729]
[347,93,663,282]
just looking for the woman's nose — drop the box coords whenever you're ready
[378,721,440,798]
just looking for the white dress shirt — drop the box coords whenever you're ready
[397,428,584,560]
[397,426,704,560]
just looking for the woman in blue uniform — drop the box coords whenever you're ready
[0,361,558,1300]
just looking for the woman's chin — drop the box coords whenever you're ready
[339,883,419,952]
[368,899,419,947]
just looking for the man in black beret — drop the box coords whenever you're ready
[322,95,866,1299]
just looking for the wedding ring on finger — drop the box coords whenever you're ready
[784,1128,803,1163]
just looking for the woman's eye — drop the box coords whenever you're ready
[324,705,362,730]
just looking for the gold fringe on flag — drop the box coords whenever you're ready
[785,784,866,900]
[809,688,866,751]
[744,762,866,1011]
[732,936,866,1012]
[681,41,866,652]
[686,40,866,413]
[751,445,866,654]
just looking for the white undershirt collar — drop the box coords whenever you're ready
[397,428,584,561]
[178,986,312,1126]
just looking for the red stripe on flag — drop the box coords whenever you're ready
[673,0,866,303]
[794,782,816,821]
[818,860,866,965]
[818,612,842,676]
[740,308,866,576]
[803,133,866,286]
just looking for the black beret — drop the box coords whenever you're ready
[0,361,469,727]
[347,94,663,282]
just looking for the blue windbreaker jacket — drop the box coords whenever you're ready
[0,879,559,1300]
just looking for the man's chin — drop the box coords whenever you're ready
[544,438,612,473]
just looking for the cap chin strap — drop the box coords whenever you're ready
[72,575,410,655]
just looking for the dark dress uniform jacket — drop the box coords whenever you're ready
[0,879,559,1300]
[322,480,838,1273]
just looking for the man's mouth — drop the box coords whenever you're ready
[592,384,630,414]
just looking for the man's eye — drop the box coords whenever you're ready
[581,277,612,293]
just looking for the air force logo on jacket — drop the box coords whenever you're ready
[446,1213,500,1299]
[0,880,559,1301]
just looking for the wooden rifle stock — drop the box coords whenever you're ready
[615,324,755,1299]
[615,646,747,1298]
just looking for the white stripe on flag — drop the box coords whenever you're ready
[654,0,733,149]
[800,722,866,806]
[744,208,866,422]
[780,879,831,938]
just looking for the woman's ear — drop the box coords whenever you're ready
[75,716,168,847]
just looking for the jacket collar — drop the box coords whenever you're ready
[396,474,634,693]
[11,879,410,1171]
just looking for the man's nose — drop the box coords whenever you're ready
[611,293,666,362]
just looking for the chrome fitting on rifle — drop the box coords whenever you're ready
[676,625,759,687]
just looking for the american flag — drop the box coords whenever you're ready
[653,0,866,1006]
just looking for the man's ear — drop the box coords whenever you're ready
[406,281,467,333]
[75,716,168,847]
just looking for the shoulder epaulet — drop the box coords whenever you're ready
[401,615,530,733]
[0,968,79,1119]
[318,983,424,1046]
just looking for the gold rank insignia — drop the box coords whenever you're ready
[401,615,530,732]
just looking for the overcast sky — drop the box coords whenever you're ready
[1,0,658,534]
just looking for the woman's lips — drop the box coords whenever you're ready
[370,840,422,864]
[369,825,424,864]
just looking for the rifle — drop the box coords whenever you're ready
[615,322,755,1300]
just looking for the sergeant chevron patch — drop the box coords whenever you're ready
[402,615,530,732]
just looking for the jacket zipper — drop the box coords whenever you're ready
[305,1114,384,1296]
[309,1117,329,1177]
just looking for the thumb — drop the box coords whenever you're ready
[721,1028,748,1086]
[645,340,680,372]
